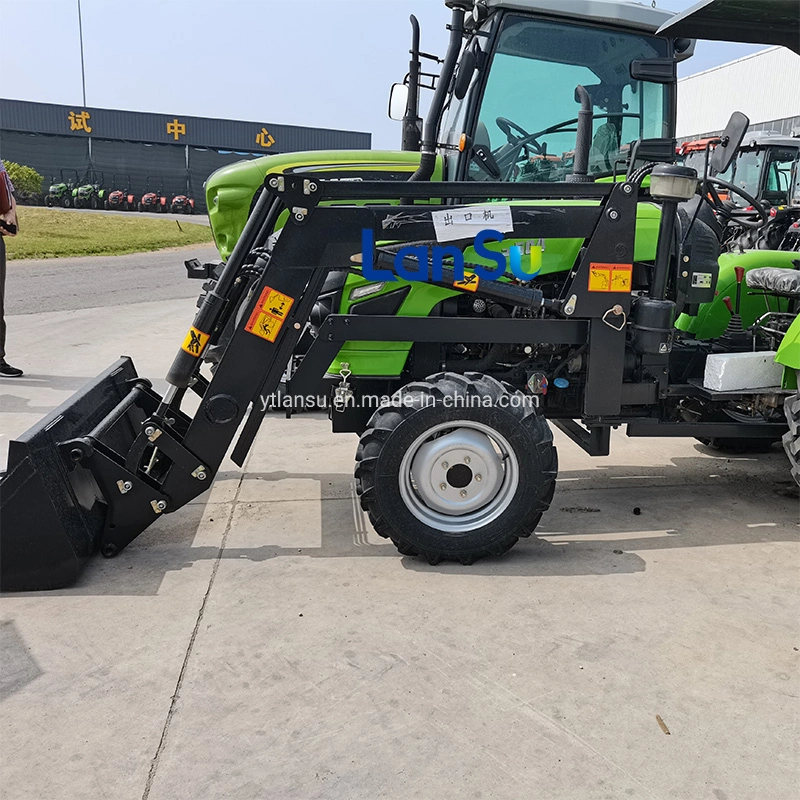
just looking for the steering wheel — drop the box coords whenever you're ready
[495,117,545,156]
[704,177,769,229]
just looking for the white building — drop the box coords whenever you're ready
[677,46,800,141]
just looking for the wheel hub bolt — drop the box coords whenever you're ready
[460,490,468,498]
[464,456,471,464]
[440,483,447,491]
[475,474,482,481]
[442,462,449,469]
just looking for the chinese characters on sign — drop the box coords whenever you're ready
[431,205,514,243]
[67,110,92,133]
[256,127,275,148]
[167,118,186,141]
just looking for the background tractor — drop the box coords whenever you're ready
[138,178,168,212]
[44,168,79,208]
[104,174,131,210]
[1,0,799,590]
[73,170,107,209]
[170,192,195,214]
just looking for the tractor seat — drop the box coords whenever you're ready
[746,267,800,297]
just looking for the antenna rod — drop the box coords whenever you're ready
[77,0,87,107]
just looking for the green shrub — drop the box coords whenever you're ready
[2,161,44,195]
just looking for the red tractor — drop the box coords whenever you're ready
[138,179,169,213]
[104,175,131,211]
[169,193,195,214]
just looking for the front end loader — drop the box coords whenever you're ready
[2,0,798,590]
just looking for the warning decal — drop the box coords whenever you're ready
[588,263,633,293]
[181,327,210,357]
[245,286,295,342]
[453,272,480,292]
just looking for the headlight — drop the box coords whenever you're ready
[350,282,386,301]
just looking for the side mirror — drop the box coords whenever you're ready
[453,48,477,100]
[710,111,750,174]
[630,58,677,84]
[388,83,409,121]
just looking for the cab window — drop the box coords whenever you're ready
[469,15,670,182]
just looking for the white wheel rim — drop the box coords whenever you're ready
[398,420,519,533]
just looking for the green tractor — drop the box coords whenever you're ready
[73,170,108,209]
[44,169,79,208]
[2,0,799,590]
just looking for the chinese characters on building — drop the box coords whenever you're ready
[67,110,92,133]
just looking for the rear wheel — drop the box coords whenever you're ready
[355,372,557,564]
[90,196,99,210]
[62,196,72,209]
[783,390,800,486]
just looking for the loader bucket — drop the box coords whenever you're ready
[0,358,145,591]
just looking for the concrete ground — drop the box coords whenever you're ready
[0,279,798,799]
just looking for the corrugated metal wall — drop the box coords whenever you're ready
[0,99,372,212]
[0,132,261,212]
[0,98,371,152]
[677,46,800,139]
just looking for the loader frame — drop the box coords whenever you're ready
[0,172,789,588]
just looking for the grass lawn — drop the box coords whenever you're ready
[5,207,214,260]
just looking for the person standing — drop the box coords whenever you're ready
[0,161,24,377]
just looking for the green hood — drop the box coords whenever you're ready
[205,149,435,259]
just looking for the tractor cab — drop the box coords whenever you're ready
[390,0,694,184]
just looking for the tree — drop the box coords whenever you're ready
[2,161,44,197]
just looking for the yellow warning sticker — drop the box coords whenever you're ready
[181,327,210,357]
[453,272,480,292]
[248,312,282,342]
[588,263,632,293]
[263,288,294,320]
[245,286,295,342]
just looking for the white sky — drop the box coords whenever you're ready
[1,0,766,149]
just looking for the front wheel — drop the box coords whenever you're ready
[355,372,557,565]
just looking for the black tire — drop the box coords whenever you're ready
[45,196,54,208]
[355,372,557,565]
[62,196,72,209]
[695,436,780,453]
[783,391,800,487]
[104,200,110,210]
[90,196,99,210]
[137,202,143,212]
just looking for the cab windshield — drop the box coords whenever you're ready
[467,15,671,182]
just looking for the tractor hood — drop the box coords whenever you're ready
[206,150,438,259]
[657,0,800,53]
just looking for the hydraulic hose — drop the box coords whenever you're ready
[454,302,512,371]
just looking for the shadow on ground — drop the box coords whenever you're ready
[4,446,795,597]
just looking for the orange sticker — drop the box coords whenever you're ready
[588,263,632,293]
[453,272,480,292]
[245,286,295,342]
